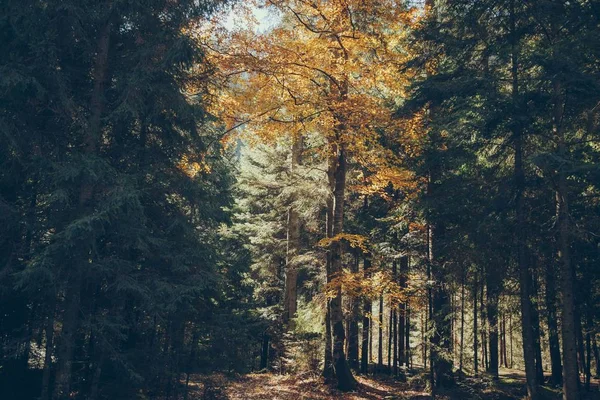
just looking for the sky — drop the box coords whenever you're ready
[223,4,281,33]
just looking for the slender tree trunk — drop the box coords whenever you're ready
[429,215,453,388]
[459,278,465,377]
[393,304,398,376]
[361,254,372,375]
[378,294,384,372]
[323,159,335,379]
[481,281,488,372]
[509,314,514,368]
[585,313,592,391]
[592,336,599,378]
[52,275,82,400]
[41,300,56,400]
[531,269,544,384]
[487,286,499,379]
[546,260,562,385]
[260,332,269,370]
[553,74,580,400]
[388,305,393,373]
[473,276,479,376]
[499,315,504,368]
[576,309,585,378]
[348,251,360,370]
[422,310,426,370]
[283,136,302,324]
[406,308,411,369]
[510,1,539,396]
[399,257,408,367]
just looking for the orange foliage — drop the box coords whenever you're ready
[194,0,426,195]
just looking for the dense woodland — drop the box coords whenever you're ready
[1,0,600,399]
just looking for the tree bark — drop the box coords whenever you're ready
[473,275,479,376]
[378,294,384,372]
[347,251,360,370]
[361,254,372,375]
[487,284,499,379]
[553,75,580,400]
[545,259,562,385]
[459,277,465,377]
[53,13,114,400]
[41,300,56,400]
[323,155,335,379]
[388,303,393,373]
[260,332,269,370]
[510,0,539,396]
[283,135,302,324]
[329,145,356,390]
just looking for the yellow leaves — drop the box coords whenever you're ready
[317,233,369,252]
[324,268,410,305]
[177,154,211,178]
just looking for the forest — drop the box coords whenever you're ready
[1,0,600,399]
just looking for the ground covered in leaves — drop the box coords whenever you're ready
[184,369,600,400]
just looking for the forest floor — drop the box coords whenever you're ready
[185,368,600,400]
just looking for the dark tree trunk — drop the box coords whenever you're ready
[347,251,360,370]
[406,308,411,369]
[399,257,408,367]
[530,269,544,384]
[554,76,580,400]
[592,336,600,378]
[545,260,562,385]
[459,278,465,377]
[487,286,499,379]
[393,305,398,376]
[481,281,488,372]
[260,333,269,370]
[473,276,479,376]
[41,300,56,400]
[510,0,539,396]
[52,275,82,400]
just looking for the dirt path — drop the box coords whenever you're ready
[225,373,429,400]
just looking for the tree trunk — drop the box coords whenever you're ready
[510,0,539,396]
[545,259,562,385]
[473,275,479,376]
[41,300,56,400]
[283,135,302,324]
[378,294,384,372]
[323,157,336,379]
[348,251,360,370]
[553,76,580,400]
[361,254,372,375]
[406,308,411,369]
[52,275,82,400]
[459,278,465,377]
[53,14,114,400]
[388,305,393,373]
[260,332,269,370]
[487,285,499,379]
[399,257,408,367]
[530,269,544,384]
[592,336,599,378]
[328,145,356,390]
[585,313,592,391]
[393,304,398,376]
[481,281,488,372]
